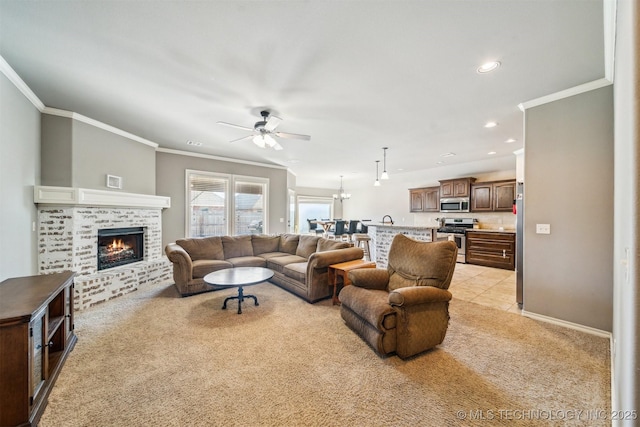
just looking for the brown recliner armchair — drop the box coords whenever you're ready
[339,234,458,359]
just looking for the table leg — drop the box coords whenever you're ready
[221,286,259,314]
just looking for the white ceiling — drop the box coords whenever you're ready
[0,0,605,188]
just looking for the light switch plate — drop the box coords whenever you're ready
[536,223,551,234]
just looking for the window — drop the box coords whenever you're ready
[233,177,268,235]
[186,170,268,237]
[297,196,334,233]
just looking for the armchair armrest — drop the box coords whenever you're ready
[348,268,389,291]
[165,243,193,285]
[388,286,452,307]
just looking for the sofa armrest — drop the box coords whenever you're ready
[388,286,452,307]
[307,247,364,269]
[348,268,389,291]
[165,243,193,285]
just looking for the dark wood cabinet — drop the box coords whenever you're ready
[471,180,516,212]
[0,271,76,427]
[409,186,439,212]
[466,231,515,270]
[439,177,475,198]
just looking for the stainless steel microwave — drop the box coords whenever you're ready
[439,197,470,213]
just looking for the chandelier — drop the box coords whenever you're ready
[333,175,351,202]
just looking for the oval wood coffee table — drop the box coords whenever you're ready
[204,267,274,314]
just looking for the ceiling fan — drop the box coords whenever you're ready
[217,110,311,151]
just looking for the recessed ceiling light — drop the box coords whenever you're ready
[488,151,497,155]
[477,61,501,73]
[186,140,202,146]
[440,152,456,158]
[484,121,498,128]
[436,161,444,165]
[505,138,516,143]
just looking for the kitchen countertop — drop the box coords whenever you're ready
[467,228,516,233]
[368,223,439,229]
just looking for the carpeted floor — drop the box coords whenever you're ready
[39,280,610,426]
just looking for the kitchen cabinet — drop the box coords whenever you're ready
[439,177,475,198]
[0,271,76,427]
[471,180,516,212]
[409,186,439,212]
[466,231,515,270]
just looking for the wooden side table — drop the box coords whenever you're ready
[328,259,376,305]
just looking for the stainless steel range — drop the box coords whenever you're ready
[436,218,475,263]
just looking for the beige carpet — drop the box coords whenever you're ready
[40,280,610,426]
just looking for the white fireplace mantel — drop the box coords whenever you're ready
[34,186,171,209]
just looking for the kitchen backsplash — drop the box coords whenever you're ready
[414,211,516,231]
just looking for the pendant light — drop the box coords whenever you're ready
[374,160,381,187]
[381,147,389,180]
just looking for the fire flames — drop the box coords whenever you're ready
[108,239,129,253]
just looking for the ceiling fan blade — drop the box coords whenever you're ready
[264,115,282,131]
[275,131,311,141]
[273,141,283,151]
[217,121,254,131]
[229,135,254,143]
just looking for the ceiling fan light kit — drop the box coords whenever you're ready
[217,110,310,151]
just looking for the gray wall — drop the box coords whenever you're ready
[0,72,41,280]
[524,85,614,331]
[156,151,288,247]
[41,114,156,194]
[612,0,639,416]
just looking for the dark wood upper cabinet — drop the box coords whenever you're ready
[471,180,516,212]
[439,177,475,198]
[409,186,439,212]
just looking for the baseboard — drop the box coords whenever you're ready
[520,310,612,339]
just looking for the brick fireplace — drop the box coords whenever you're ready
[35,186,172,310]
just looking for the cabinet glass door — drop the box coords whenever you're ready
[30,310,47,405]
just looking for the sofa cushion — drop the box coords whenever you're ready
[317,238,351,252]
[267,254,307,273]
[252,235,281,255]
[257,252,291,260]
[226,256,267,268]
[296,235,320,259]
[192,259,233,279]
[222,235,254,258]
[176,236,224,261]
[279,234,300,254]
[284,262,308,284]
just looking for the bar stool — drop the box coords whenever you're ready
[353,234,371,261]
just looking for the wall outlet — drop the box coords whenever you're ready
[536,223,551,234]
[279,218,284,223]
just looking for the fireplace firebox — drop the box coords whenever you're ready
[97,227,145,270]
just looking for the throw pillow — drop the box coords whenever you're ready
[279,234,300,254]
[176,236,224,261]
[296,235,320,259]
[316,238,350,252]
[252,235,280,255]
[221,235,253,258]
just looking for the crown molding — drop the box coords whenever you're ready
[517,78,612,111]
[41,107,158,148]
[0,55,45,111]
[156,147,288,170]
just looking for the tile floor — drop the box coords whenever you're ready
[449,263,521,314]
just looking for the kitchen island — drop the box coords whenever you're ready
[367,224,439,269]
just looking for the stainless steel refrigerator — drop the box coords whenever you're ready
[516,182,524,307]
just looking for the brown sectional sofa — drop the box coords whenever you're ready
[164,233,364,302]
